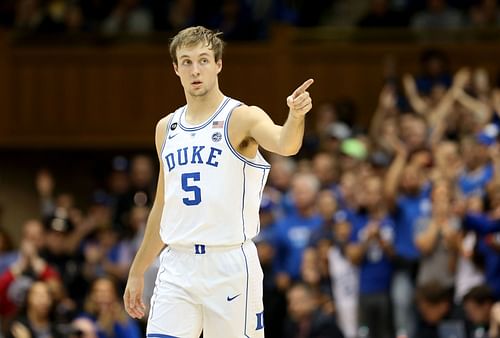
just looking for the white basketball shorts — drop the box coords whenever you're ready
[146,240,265,338]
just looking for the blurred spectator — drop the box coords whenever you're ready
[414,49,453,96]
[312,153,339,191]
[69,317,99,338]
[113,154,155,231]
[274,173,322,290]
[411,0,463,30]
[415,179,460,288]
[35,169,57,219]
[469,0,500,27]
[101,0,153,35]
[462,184,500,299]
[82,227,132,287]
[346,175,395,338]
[6,281,64,338]
[283,282,344,338]
[122,205,149,255]
[325,121,352,155]
[458,135,494,198]
[415,281,465,338]
[300,248,334,316]
[462,285,495,337]
[267,155,297,217]
[79,276,141,338]
[0,220,59,324]
[39,215,87,307]
[327,211,359,338]
[255,194,287,338]
[309,189,338,246]
[299,102,340,158]
[357,0,409,27]
[107,156,131,199]
[15,0,84,33]
[453,227,486,304]
[385,137,432,338]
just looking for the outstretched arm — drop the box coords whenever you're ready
[455,88,492,125]
[403,73,428,115]
[248,79,314,156]
[384,137,408,209]
[124,116,170,319]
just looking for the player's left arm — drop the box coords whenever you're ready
[248,79,314,156]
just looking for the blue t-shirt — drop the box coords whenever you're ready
[458,163,494,197]
[394,186,432,260]
[274,213,322,280]
[477,234,500,300]
[78,314,141,338]
[464,213,500,235]
[352,213,395,294]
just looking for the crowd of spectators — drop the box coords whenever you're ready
[1,47,500,337]
[0,0,499,40]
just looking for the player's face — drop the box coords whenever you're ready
[174,43,222,98]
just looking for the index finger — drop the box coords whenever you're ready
[292,79,314,99]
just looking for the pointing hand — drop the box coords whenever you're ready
[287,79,314,119]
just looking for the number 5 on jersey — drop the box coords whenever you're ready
[181,172,201,205]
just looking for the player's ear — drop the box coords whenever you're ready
[173,63,179,76]
[216,59,222,74]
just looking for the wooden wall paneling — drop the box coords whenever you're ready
[0,32,11,144]
[2,38,500,148]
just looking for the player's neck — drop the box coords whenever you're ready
[185,89,225,124]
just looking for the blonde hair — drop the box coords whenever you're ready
[169,26,225,65]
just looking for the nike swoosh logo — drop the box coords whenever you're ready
[168,134,178,139]
[227,294,241,302]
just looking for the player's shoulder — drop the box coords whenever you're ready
[232,104,267,122]
[156,113,178,134]
[155,114,173,132]
[154,113,174,151]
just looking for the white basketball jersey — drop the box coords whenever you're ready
[159,97,271,246]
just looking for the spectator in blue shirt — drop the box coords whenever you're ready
[462,188,500,299]
[274,173,322,291]
[385,140,432,338]
[458,136,494,197]
[80,276,141,338]
[347,175,395,338]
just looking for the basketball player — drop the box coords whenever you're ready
[123,26,314,338]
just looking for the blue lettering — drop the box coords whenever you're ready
[256,312,264,330]
[165,153,175,172]
[191,146,205,164]
[166,146,222,170]
[177,147,189,165]
[207,147,222,167]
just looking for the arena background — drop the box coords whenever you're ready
[3,27,500,237]
[1,1,500,338]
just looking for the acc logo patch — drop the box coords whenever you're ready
[170,122,178,130]
[212,132,222,142]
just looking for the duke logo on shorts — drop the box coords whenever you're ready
[147,97,270,338]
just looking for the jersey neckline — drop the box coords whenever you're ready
[179,96,230,131]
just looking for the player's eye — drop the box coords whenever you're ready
[200,58,209,64]
[182,59,191,66]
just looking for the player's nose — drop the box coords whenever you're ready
[191,64,200,76]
